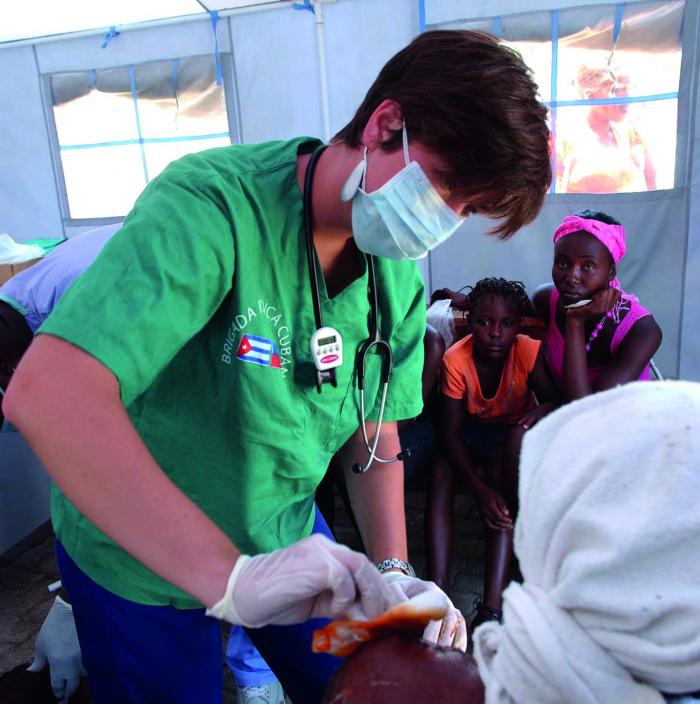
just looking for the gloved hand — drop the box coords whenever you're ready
[27,595,86,700]
[206,534,400,627]
[382,571,468,652]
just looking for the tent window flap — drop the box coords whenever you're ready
[431,1,684,195]
[47,54,231,220]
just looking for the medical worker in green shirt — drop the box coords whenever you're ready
[4,30,551,704]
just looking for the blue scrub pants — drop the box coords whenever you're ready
[56,509,343,704]
[226,626,276,688]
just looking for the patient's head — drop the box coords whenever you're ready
[475,381,700,702]
[322,635,484,703]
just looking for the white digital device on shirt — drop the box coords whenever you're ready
[310,327,343,372]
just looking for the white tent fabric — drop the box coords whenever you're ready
[683,0,700,382]
[0,434,52,554]
[0,0,281,44]
[0,0,697,382]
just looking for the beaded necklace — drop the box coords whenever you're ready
[585,312,610,352]
[584,296,630,353]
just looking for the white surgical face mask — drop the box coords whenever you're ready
[346,124,465,260]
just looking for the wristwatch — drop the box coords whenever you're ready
[375,557,416,578]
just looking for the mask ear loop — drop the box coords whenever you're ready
[341,121,408,203]
[402,122,410,165]
[340,147,367,202]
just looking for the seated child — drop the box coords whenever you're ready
[533,209,662,401]
[430,277,559,632]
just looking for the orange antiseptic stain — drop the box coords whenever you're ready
[312,599,448,657]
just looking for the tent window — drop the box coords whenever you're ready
[46,55,231,220]
[431,0,684,194]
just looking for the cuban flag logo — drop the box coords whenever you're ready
[236,334,281,369]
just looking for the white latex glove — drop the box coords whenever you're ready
[27,595,86,700]
[206,534,400,627]
[382,572,468,651]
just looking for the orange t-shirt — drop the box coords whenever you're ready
[440,334,541,424]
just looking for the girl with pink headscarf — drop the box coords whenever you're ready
[532,209,662,401]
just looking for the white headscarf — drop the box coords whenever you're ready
[475,381,700,704]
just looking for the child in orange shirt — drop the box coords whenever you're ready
[427,278,559,633]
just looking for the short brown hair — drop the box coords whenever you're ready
[334,30,551,238]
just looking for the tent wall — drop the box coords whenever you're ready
[35,17,226,73]
[229,8,323,143]
[425,0,632,18]
[322,1,416,135]
[0,46,63,241]
[0,0,697,380]
[0,434,51,554]
[681,0,700,380]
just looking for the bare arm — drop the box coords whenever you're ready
[340,421,467,650]
[528,349,560,406]
[563,292,662,401]
[441,394,511,530]
[562,288,619,400]
[592,316,662,391]
[338,422,407,563]
[519,349,560,430]
[563,315,599,401]
[441,396,485,496]
[2,335,237,607]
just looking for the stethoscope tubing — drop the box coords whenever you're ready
[303,143,401,473]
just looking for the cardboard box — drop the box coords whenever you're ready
[0,258,41,286]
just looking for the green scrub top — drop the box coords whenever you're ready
[40,138,426,607]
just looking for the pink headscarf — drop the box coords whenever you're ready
[553,215,626,289]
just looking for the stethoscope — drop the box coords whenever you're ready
[303,144,409,473]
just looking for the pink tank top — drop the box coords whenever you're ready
[545,288,652,386]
